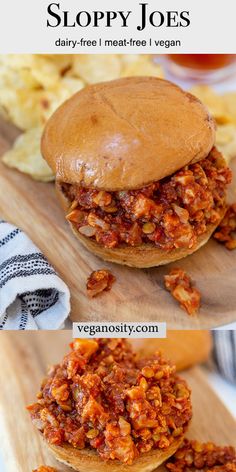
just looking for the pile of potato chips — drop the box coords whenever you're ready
[190,85,236,164]
[0,54,163,181]
[0,54,236,182]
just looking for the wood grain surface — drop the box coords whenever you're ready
[0,118,236,328]
[0,331,235,472]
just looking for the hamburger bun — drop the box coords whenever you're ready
[46,436,184,472]
[42,77,225,268]
[57,183,226,268]
[42,77,215,191]
[130,331,213,371]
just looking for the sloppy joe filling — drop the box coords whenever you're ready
[86,269,115,298]
[214,203,236,250]
[164,268,201,316]
[27,339,192,465]
[63,148,232,250]
[33,467,58,472]
[166,439,236,472]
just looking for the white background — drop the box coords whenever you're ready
[0,0,236,53]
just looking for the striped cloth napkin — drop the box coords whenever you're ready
[0,220,70,329]
[213,331,236,384]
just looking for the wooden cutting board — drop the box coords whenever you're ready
[0,332,235,472]
[0,118,236,328]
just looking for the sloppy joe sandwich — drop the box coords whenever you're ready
[27,339,192,472]
[42,77,232,267]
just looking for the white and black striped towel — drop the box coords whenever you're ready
[213,331,236,384]
[0,221,70,330]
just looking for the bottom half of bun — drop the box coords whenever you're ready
[57,184,226,268]
[46,436,184,472]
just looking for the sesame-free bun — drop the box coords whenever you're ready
[131,332,213,371]
[46,436,183,472]
[57,185,226,268]
[42,77,215,191]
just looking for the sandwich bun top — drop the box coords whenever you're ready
[41,76,216,191]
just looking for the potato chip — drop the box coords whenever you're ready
[121,55,164,78]
[0,54,34,70]
[189,85,236,163]
[72,55,122,83]
[0,64,44,129]
[216,123,236,145]
[0,57,85,130]
[190,85,232,124]
[1,54,61,89]
[120,54,140,65]
[222,92,236,125]
[18,69,39,89]
[39,77,85,123]
[61,76,84,95]
[0,104,8,121]
[30,57,61,89]
[98,54,164,78]
[216,124,236,163]
[40,54,74,74]
[2,127,54,181]
[8,90,46,130]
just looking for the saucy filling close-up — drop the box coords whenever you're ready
[63,148,232,250]
[166,438,236,472]
[27,339,192,465]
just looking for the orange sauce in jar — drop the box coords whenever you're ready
[168,54,236,71]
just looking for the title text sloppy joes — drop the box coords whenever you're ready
[27,339,192,470]
[41,77,232,267]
